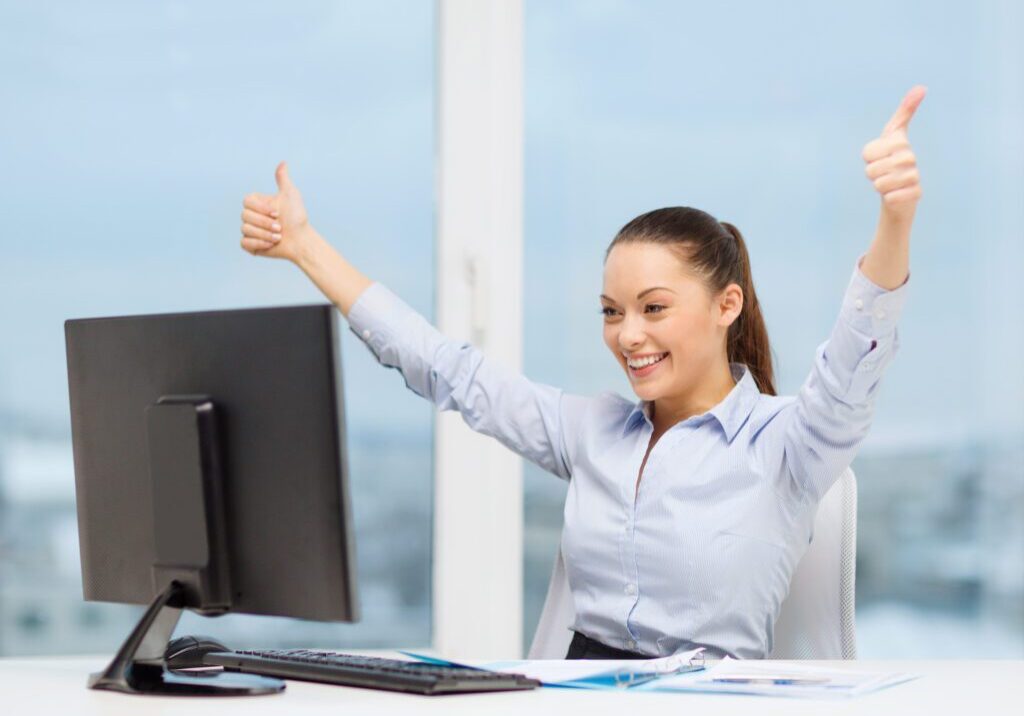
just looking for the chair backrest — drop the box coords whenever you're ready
[527,468,858,660]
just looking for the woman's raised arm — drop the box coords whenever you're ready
[779,87,923,500]
[239,163,590,481]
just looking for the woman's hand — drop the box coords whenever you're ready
[857,86,926,290]
[238,162,374,315]
[240,161,312,263]
[862,85,926,222]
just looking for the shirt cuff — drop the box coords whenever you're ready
[839,256,910,339]
[345,281,410,361]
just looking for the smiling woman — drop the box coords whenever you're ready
[599,208,774,441]
[237,86,922,660]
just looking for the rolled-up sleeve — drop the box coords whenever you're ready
[346,282,589,481]
[783,258,909,500]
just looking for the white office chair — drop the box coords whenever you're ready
[528,467,858,660]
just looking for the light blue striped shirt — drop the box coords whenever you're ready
[346,259,908,659]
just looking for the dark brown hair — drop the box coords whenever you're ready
[605,207,776,395]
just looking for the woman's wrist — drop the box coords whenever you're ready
[292,225,326,272]
[861,209,912,290]
[291,228,373,317]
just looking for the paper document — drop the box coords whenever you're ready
[638,657,920,698]
[400,648,705,689]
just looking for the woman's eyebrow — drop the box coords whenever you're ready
[599,286,676,303]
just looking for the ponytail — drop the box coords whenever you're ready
[607,207,777,396]
[719,222,776,395]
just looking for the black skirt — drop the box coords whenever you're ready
[565,631,651,660]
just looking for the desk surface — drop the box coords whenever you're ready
[1,654,1020,715]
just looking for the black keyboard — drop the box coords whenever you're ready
[204,649,541,695]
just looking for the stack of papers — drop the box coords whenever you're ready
[401,649,705,689]
[484,648,705,689]
[636,657,920,698]
[400,651,919,698]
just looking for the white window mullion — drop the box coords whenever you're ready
[433,0,524,659]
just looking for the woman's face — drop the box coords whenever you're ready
[601,242,738,403]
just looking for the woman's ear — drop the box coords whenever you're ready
[717,283,744,327]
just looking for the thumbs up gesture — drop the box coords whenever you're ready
[240,161,311,262]
[862,86,926,221]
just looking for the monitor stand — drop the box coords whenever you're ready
[88,396,283,695]
[87,578,285,695]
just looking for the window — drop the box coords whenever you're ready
[0,1,435,654]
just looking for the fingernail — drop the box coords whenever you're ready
[271,211,279,218]
[272,233,282,241]
[272,223,281,231]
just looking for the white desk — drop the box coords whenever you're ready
[1,655,1020,715]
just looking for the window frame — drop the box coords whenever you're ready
[432,0,525,659]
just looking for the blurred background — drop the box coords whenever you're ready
[0,0,1021,658]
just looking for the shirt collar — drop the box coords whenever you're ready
[621,363,762,442]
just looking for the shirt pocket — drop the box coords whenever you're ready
[711,529,790,651]
[719,490,791,550]
[715,524,790,609]
[721,525,787,551]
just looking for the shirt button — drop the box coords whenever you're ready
[628,640,638,650]
[874,308,886,320]
[625,583,636,595]
[854,298,864,311]
[362,329,371,339]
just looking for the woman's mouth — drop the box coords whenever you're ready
[626,352,669,378]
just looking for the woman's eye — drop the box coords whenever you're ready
[601,305,664,317]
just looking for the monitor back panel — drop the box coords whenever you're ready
[64,303,357,622]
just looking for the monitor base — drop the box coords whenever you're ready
[89,663,285,696]
[88,580,284,696]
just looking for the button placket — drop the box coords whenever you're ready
[622,429,651,647]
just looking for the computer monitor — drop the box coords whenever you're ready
[64,303,359,696]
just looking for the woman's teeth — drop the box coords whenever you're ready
[627,352,668,369]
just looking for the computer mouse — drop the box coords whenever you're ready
[164,634,232,670]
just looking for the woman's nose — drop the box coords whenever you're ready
[617,316,646,349]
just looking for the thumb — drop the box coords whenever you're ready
[275,161,294,193]
[882,85,927,136]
